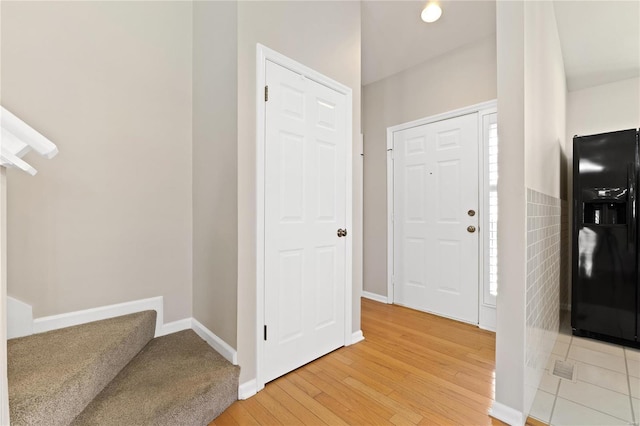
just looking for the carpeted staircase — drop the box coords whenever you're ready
[7,311,239,426]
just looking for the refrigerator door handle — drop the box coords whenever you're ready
[628,163,636,248]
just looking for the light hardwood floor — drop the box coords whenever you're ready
[211,299,516,425]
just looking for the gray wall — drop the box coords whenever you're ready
[2,1,194,323]
[362,36,497,297]
[494,1,568,419]
[192,1,238,347]
[236,1,362,384]
[494,1,527,416]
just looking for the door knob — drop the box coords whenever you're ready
[468,209,476,217]
[337,228,347,237]
[467,226,476,233]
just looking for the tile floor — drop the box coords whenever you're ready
[530,315,640,426]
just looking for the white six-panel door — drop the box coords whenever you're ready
[263,60,347,383]
[393,113,479,324]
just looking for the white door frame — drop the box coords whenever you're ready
[386,100,497,324]
[255,44,353,392]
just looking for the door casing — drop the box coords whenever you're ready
[386,101,497,326]
[255,44,353,392]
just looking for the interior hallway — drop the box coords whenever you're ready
[211,298,501,425]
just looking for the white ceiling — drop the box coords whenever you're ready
[554,1,640,91]
[362,1,640,92]
[361,1,496,86]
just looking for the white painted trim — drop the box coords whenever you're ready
[158,318,191,337]
[386,100,497,318]
[489,401,525,426]
[386,100,499,135]
[238,379,258,400]
[362,291,388,304]
[255,44,354,392]
[481,110,498,307]
[191,318,238,365]
[479,304,497,332]
[386,127,394,304]
[255,43,267,395]
[344,74,354,353]
[5,295,238,368]
[32,296,164,337]
[350,330,365,344]
[7,296,33,338]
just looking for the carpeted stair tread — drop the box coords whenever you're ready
[72,329,240,426]
[8,310,157,426]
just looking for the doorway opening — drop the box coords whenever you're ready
[386,101,497,329]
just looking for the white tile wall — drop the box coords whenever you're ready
[525,188,562,415]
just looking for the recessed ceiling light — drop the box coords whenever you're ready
[421,3,442,23]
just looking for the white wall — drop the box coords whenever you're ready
[493,1,567,422]
[362,35,497,297]
[567,77,639,141]
[1,1,194,323]
[192,1,238,348]
[523,2,566,417]
[236,1,361,384]
[494,1,527,421]
[524,4,566,199]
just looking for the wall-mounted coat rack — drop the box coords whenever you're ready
[1,107,58,175]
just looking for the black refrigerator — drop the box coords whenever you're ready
[572,128,640,346]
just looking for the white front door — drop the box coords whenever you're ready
[393,113,479,324]
[263,60,347,383]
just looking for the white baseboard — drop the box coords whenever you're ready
[32,297,165,337]
[489,401,524,426]
[7,297,240,370]
[350,330,365,344]
[7,297,33,339]
[191,318,238,365]
[361,291,388,304]
[238,379,257,400]
[158,318,191,336]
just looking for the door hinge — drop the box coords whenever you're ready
[264,325,267,341]
[265,85,269,102]
[387,148,393,160]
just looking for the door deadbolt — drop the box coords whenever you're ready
[467,226,476,233]
[468,209,476,217]
[337,228,347,237]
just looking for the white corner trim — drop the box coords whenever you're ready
[158,318,191,337]
[32,296,164,337]
[238,379,257,400]
[7,296,33,339]
[489,401,525,426]
[191,318,238,365]
[350,330,365,345]
[362,291,388,304]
